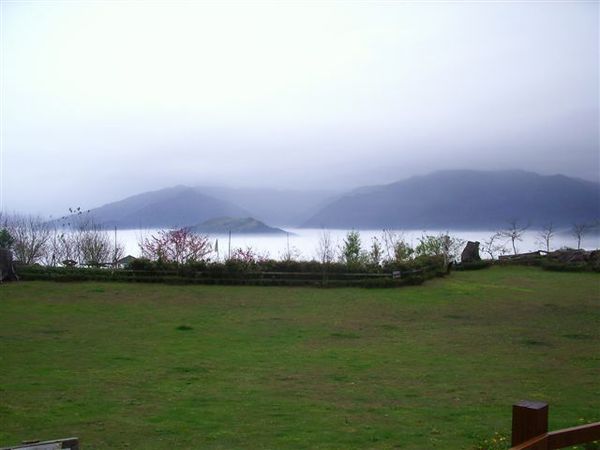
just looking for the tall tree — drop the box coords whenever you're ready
[415,233,464,266]
[0,228,14,249]
[482,232,507,259]
[368,236,383,266]
[340,230,365,268]
[6,215,51,264]
[501,220,529,255]
[139,228,211,264]
[571,223,588,250]
[537,223,555,253]
[381,229,413,263]
[316,230,336,265]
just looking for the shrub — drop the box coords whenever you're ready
[455,261,493,271]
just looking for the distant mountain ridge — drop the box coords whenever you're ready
[73,186,250,229]
[62,185,334,229]
[303,170,600,229]
[193,186,337,226]
[61,170,599,230]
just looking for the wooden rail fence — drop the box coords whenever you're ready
[0,438,79,450]
[510,401,600,449]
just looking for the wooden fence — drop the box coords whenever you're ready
[510,401,600,449]
[0,438,79,450]
[16,266,436,287]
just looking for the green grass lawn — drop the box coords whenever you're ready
[1,266,598,449]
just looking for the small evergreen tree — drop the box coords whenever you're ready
[341,230,366,269]
[0,228,14,249]
[393,240,414,262]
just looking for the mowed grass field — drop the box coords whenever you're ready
[0,267,599,449]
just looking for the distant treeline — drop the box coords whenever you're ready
[1,210,599,277]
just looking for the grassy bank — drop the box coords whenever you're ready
[1,266,598,449]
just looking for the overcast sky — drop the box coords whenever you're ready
[1,1,598,216]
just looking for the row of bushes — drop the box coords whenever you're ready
[454,255,600,273]
[541,260,600,273]
[453,260,493,271]
[16,256,448,288]
[16,256,598,288]
[127,255,446,274]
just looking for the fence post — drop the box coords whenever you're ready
[512,400,549,446]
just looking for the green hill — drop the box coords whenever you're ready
[190,216,287,234]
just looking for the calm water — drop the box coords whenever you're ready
[116,228,600,261]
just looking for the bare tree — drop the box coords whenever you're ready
[381,229,400,261]
[41,227,66,266]
[6,214,51,264]
[381,229,413,263]
[482,232,507,260]
[280,232,302,261]
[139,228,211,264]
[3,208,126,267]
[500,220,529,255]
[368,236,383,266]
[78,229,117,266]
[537,223,555,253]
[61,215,124,266]
[54,208,98,265]
[316,229,336,265]
[571,223,589,250]
[280,245,302,262]
[58,231,79,264]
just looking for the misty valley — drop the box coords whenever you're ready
[115,227,600,263]
[2,169,599,267]
[2,2,599,449]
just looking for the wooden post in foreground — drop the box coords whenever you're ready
[512,401,549,446]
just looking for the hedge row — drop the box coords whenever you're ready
[16,262,446,288]
[454,261,493,271]
[541,261,600,273]
[455,257,599,273]
[126,257,444,275]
